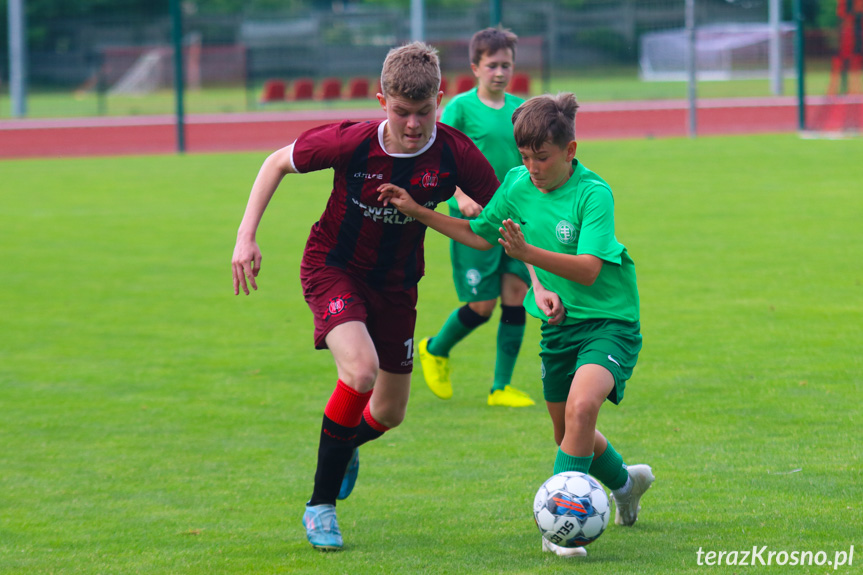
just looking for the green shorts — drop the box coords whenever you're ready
[539,319,642,404]
[450,240,529,301]
[449,206,529,302]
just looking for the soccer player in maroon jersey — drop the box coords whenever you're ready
[231,42,499,551]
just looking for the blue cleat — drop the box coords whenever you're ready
[338,449,359,500]
[302,504,343,551]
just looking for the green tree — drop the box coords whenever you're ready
[783,0,838,27]
[25,0,168,18]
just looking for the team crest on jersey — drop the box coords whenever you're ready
[466,269,482,287]
[555,220,577,245]
[410,170,450,189]
[322,293,354,322]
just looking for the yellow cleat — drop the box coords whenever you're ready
[418,337,452,399]
[487,385,536,407]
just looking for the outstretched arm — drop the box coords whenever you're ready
[377,183,493,251]
[498,219,603,286]
[232,143,297,295]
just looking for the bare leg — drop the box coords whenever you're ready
[367,369,411,429]
[325,321,379,393]
[546,364,614,458]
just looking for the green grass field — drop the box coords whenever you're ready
[1,134,861,574]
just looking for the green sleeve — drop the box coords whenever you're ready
[440,99,461,129]
[576,184,623,264]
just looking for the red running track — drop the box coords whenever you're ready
[0,97,844,159]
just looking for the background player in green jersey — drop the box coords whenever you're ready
[418,27,535,407]
[378,93,655,558]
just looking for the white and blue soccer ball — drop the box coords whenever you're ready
[533,471,610,547]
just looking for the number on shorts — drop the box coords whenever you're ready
[404,338,413,359]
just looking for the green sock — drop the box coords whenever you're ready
[428,306,487,357]
[589,441,629,490]
[492,315,525,392]
[553,447,593,475]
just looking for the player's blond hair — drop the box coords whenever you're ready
[380,41,442,101]
[469,26,518,66]
[512,93,580,151]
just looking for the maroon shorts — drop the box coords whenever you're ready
[301,266,418,374]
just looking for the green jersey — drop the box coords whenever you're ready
[440,88,525,214]
[469,160,640,325]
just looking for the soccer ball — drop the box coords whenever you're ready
[533,471,610,547]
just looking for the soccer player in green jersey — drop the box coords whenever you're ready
[418,27,535,407]
[378,93,655,558]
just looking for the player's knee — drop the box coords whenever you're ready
[500,274,528,303]
[565,397,601,427]
[463,301,494,320]
[500,290,527,306]
[339,363,379,393]
[375,405,407,429]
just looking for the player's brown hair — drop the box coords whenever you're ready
[512,93,580,151]
[469,26,518,66]
[381,41,442,101]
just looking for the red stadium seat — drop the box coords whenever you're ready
[510,73,531,96]
[347,77,370,99]
[260,79,286,102]
[319,77,342,100]
[292,78,314,101]
[455,75,475,94]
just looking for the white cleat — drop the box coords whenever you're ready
[542,538,587,557]
[612,464,655,526]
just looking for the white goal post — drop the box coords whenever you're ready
[109,48,171,95]
[640,23,796,82]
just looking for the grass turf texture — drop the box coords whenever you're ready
[1,134,860,574]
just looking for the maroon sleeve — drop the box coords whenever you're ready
[453,135,500,208]
[291,121,351,173]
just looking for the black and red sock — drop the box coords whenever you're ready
[308,380,371,506]
[353,403,390,448]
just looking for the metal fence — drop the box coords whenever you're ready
[0,0,850,120]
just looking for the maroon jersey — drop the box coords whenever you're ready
[294,120,499,290]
